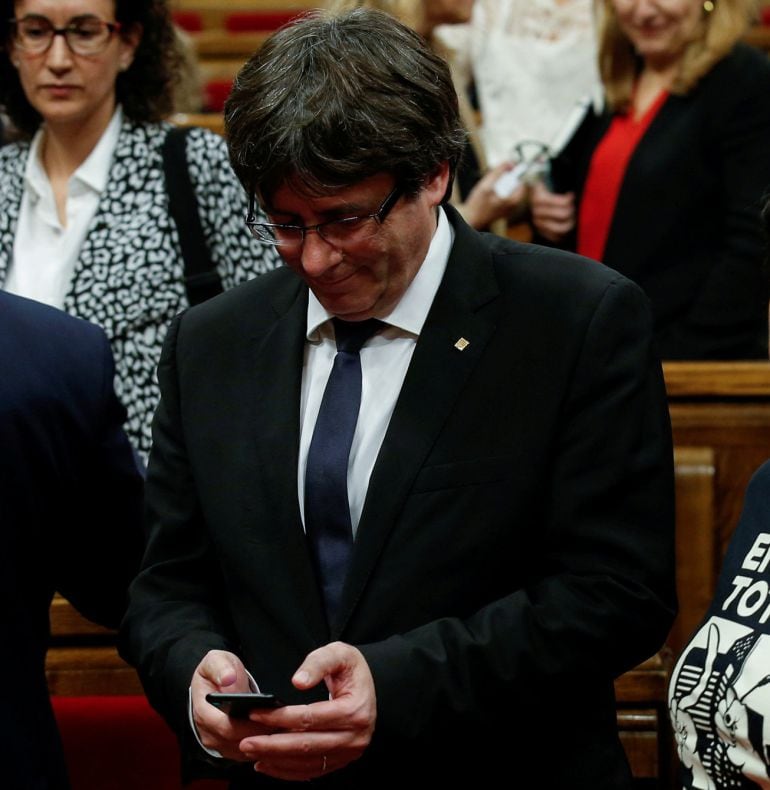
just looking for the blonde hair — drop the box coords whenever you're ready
[598,0,758,111]
[326,0,427,33]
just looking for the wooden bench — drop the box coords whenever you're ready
[171,0,317,32]
[615,651,675,788]
[665,362,770,652]
[169,111,225,135]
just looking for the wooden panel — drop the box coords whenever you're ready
[48,595,138,695]
[669,446,715,655]
[668,403,770,562]
[173,0,316,9]
[615,652,670,703]
[615,650,674,787]
[50,593,114,638]
[619,726,660,780]
[663,361,770,397]
[169,112,225,135]
[197,57,244,80]
[665,362,770,600]
[192,29,270,57]
[46,646,143,696]
[171,1,320,30]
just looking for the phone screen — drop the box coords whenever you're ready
[206,692,285,718]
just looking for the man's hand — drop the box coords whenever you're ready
[190,650,278,761]
[239,641,377,781]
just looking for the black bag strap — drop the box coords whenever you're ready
[161,126,224,306]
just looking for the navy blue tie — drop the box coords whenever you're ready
[305,318,383,625]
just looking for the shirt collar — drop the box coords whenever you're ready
[24,105,123,200]
[306,205,454,339]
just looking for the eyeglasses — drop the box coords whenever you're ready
[9,15,122,56]
[246,185,404,249]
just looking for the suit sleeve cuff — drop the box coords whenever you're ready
[188,671,260,760]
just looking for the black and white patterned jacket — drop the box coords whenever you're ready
[0,118,280,458]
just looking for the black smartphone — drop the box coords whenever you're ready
[206,692,285,718]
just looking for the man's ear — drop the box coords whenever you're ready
[423,160,451,208]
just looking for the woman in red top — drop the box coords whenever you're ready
[531,0,770,359]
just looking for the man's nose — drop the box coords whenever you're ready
[300,230,342,277]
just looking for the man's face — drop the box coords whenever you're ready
[264,166,449,321]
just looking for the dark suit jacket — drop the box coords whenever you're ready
[0,292,144,790]
[549,43,770,360]
[122,207,676,788]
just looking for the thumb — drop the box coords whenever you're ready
[197,649,243,689]
[292,641,353,690]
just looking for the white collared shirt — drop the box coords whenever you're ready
[5,106,123,308]
[298,206,454,534]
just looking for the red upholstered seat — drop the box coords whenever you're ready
[204,79,234,113]
[52,695,227,790]
[225,11,301,32]
[172,11,204,33]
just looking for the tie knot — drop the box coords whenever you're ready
[332,318,383,354]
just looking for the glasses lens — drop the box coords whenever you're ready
[16,18,52,52]
[67,20,111,55]
[248,223,305,248]
[247,223,279,244]
[320,216,377,246]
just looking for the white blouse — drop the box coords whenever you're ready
[5,107,122,308]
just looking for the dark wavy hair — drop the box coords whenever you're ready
[0,0,180,137]
[225,8,467,202]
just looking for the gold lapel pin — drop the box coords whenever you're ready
[454,337,470,351]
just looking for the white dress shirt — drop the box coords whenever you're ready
[5,107,123,308]
[298,206,454,534]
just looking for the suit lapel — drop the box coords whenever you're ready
[335,209,502,635]
[247,278,330,642]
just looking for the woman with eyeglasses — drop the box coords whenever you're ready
[0,0,279,459]
[530,0,770,360]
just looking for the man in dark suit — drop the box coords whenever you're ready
[121,9,676,788]
[0,292,144,789]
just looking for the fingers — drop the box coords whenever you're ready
[486,163,527,209]
[242,719,370,781]
[191,650,273,761]
[289,640,360,693]
[461,161,526,229]
[196,706,274,761]
[530,180,575,242]
[240,642,377,780]
[245,730,353,781]
[196,649,244,689]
